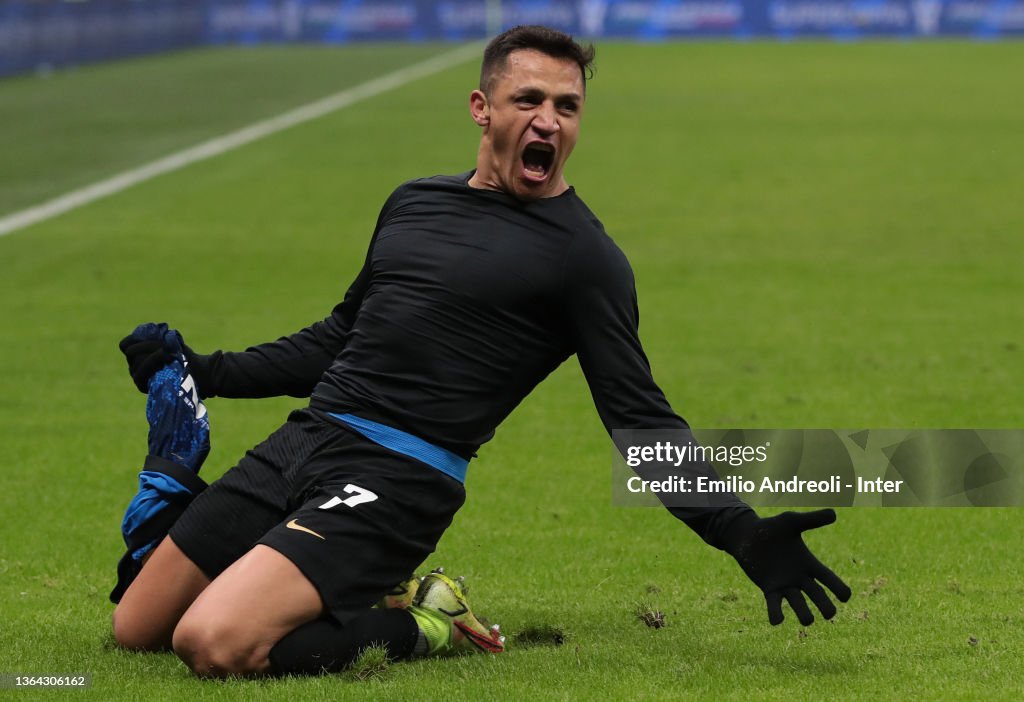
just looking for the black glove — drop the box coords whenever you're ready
[722,508,851,626]
[119,322,191,393]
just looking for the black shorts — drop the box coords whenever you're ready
[169,408,465,624]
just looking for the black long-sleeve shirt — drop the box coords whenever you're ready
[190,172,752,546]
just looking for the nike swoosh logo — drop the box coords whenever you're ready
[285,519,325,540]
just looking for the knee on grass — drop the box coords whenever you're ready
[172,619,270,678]
[111,606,172,652]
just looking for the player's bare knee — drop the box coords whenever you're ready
[111,605,169,652]
[172,619,267,678]
[110,607,140,649]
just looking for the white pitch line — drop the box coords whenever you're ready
[0,42,484,239]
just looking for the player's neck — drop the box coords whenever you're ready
[468,162,569,200]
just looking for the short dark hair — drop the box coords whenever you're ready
[480,25,596,95]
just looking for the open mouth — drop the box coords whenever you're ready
[521,142,555,182]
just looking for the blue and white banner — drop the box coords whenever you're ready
[199,0,1024,40]
[0,1,206,77]
[2,1,1022,77]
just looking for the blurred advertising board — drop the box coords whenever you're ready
[3,1,1022,77]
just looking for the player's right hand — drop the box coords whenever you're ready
[119,322,187,393]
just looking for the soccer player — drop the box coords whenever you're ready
[111,25,851,678]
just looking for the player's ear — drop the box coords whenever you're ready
[470,89,490,127]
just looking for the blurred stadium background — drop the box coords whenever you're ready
[3,0,1024,79]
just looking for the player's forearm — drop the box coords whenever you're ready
[185,291,358,399]
[622,425,755,547]
[669,502,756,549]
[189,315,351,399]
[188,344,333,399]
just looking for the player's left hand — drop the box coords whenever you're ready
[722,508,851,626]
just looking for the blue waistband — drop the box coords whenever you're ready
[327,412,468,484]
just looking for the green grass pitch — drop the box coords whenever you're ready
[1,41,1022,700]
